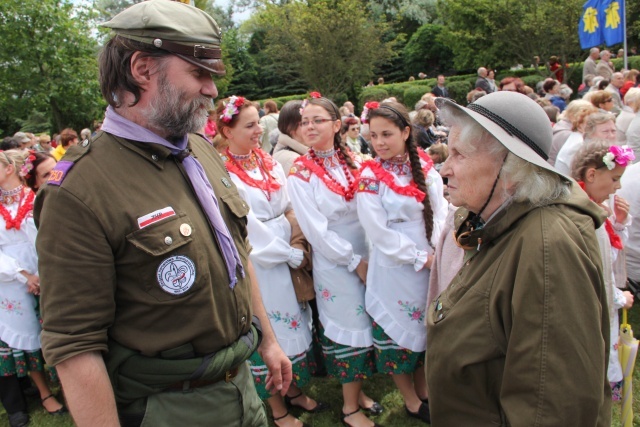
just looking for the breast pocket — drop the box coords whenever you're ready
[220,192,250,220]
[126,213,197,301]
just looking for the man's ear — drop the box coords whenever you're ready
[130,52,155,87]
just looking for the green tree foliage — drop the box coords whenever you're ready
[438,0,584,76]
[0,0,104,135]
[251,0,395,98]
[403,23,454,78]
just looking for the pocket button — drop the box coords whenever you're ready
[164,236,173,245]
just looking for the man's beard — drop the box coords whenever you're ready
[146,72,212,141]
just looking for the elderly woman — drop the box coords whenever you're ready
[426,92,611,426]
[616,87,640,142]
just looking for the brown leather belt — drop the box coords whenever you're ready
[164,367,239,392]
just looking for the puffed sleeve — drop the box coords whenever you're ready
[425,167,448,247]
[35,187,116,366]
[288,173,360,270]
[356,167,426,270]
[229,174,302,269]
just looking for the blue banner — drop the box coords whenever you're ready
[601,0,625,46]
[579,0,604,49]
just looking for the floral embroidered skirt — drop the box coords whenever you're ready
[319,327,375,384]
[0,339,43,377]
[372,323,424,375]
[248,348,315,400]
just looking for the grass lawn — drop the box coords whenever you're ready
[3,306,640,426]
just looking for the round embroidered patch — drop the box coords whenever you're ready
[157,255,196,295]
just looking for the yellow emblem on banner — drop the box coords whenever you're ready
[605,1,621,29]
[583,7,599,34]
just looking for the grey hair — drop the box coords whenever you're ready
[624,88,640,112]
[584,112,616,139]
[440,106,570,206]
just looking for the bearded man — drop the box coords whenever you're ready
[34,2,291,426]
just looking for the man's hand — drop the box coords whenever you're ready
[247,259,293,396]
[259,339,292,396]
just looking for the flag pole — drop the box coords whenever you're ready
[623,0,628,69]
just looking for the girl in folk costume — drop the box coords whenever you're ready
[357,102,447,424]
[218,96,327,427]
[0,150,66,426]
[571,140,635,401]
[288,93,382,427]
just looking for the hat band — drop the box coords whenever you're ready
[153,38,222,59]
[467,103,548,161]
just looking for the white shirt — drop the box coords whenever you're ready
[554,132,584,176]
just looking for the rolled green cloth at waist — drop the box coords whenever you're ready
[105,324,260,406]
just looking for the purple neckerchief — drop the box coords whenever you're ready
[102,106,245,288]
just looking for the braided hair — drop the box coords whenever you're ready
[368,102,434,243]
[571,139,613,181]
[307,97,357,170]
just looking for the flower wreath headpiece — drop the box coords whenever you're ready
[221,95,246,123]
[602,145,635,170]
[360,101,380,124]
[19,151,36,179]
[299,91,322,115]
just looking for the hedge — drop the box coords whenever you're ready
[256,55,640,109]
[404,86,431,109]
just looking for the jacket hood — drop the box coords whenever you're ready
[272,133,308,156]
[454,181,606,251]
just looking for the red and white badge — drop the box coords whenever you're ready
[137,207,176,229]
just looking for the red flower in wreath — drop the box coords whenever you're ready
[309,91,322,98]
[361,101,380,124]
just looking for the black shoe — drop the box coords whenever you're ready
[284,391,330,413]
[359,401,384,416]
[406,401,431,424]
[41,394,68,415]
[8,411,30,427]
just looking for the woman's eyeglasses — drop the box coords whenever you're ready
[301,118,335,127]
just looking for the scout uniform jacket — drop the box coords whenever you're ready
[34,131,253,366]
[427,184,612,427]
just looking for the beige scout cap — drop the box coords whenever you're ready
[101,0,225,75]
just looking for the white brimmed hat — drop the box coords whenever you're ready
[436,91,567,178]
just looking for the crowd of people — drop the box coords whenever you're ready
[1,1,640,427]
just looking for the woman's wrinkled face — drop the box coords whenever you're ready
[439,125,503,213]
[347,123,360,140]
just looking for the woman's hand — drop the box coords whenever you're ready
[21,271,40,295]
[623,291,634,310]
[356,260,368,285]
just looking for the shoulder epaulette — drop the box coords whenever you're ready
[47,138,92,186]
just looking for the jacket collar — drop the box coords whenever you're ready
[454,181,605,254]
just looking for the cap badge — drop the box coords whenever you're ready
[153,38,163,48]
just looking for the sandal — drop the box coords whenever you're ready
[41,394,68,415]
[272,410,310,427]
[359,401,384,416]
[284,391,330,413]
[341,408,384,427]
